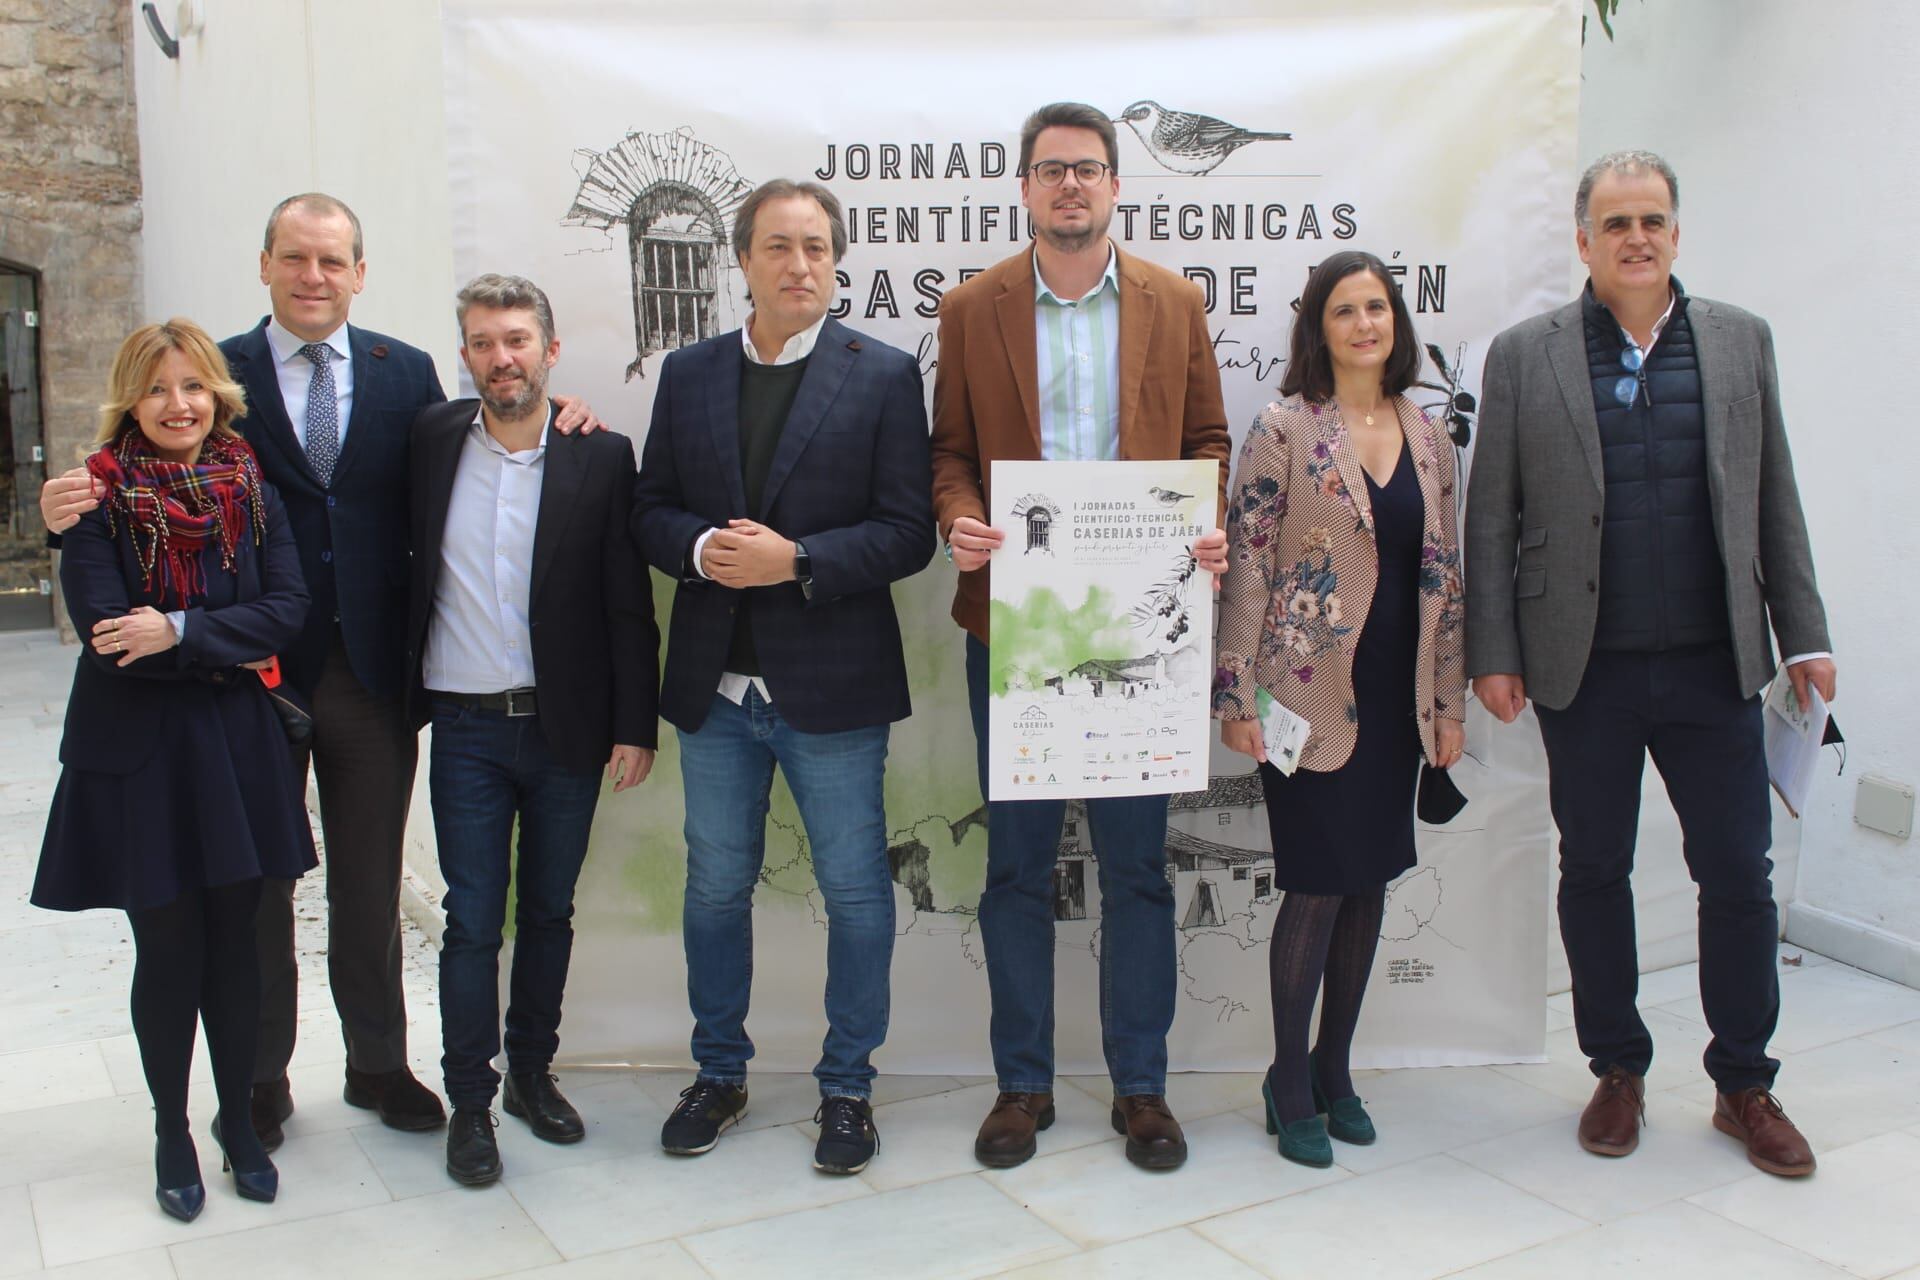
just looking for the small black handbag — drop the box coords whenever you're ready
[1416,764,1468,825]
[256,656,314,748]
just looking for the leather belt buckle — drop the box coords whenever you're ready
[505,688,537,718]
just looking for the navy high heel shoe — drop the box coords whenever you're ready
[154,1136,205,1223]
[210,1114,279,1203]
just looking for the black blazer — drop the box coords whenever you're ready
[223,319,446,698]
[632,318,935,734]
[56,485,310,775]
[404,400,659,772]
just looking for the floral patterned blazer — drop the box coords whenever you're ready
[1212,393,1465,771]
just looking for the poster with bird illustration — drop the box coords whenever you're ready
[988,459,1220,800]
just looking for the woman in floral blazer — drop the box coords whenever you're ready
[1213,251,1465,1167]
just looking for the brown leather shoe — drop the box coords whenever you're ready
[1577,1066,1645,1157]
[974,1091,1055,1168]
[1714,1087,1816,1177]
[1111,1094,1188,1170]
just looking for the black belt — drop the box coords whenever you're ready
[431,688,538,717]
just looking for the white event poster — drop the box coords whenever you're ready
[987,460,1220,802]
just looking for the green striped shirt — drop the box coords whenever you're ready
[1034,246,1121,461]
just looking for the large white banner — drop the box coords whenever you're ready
[442,0,1576,1073]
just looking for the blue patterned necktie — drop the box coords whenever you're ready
[298,342,340,485]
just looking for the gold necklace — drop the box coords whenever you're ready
[1346,397,1386,428]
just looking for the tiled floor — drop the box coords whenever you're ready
[5,628,1920,1279]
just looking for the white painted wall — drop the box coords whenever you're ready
[126,2,1920,988]
[132,0,460,386]
[1578,6,1920,986]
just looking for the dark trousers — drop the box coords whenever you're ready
[427,700,601,1108]
[254,630,418,1082]
[1535,644,1780,1093]
[964,635,1176,1095]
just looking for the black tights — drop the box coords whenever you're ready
[1267,886,1387,1125]
[127,879,268,1183]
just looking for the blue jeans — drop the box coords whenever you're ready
[428,700,603,1108]
[676,689,893,1100]
[965,635,1176,1095]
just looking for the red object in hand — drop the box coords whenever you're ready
[258,655,283,688]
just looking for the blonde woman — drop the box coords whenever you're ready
[33,320,314,1219]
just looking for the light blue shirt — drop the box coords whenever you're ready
[265,318,355,450]
[420,403,549,694]
[1034,245,1121,462]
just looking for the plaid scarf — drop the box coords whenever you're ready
[86,429,265,608]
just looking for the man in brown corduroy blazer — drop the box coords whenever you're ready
[930,101,1231,1174]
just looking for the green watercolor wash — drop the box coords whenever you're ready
[988,585,1133,696]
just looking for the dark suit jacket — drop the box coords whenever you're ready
[1465,293,1831,707]
[929,244,1232,641]
[223,318,446,698]
[404,400,660,772]
[56,483,310,775]
[632,318,935,735]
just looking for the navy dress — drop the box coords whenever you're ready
[1259,444,1424,894]
[33,487,318,913]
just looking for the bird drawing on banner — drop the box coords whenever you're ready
[1147,486,1194,505]
[1114,100,1293,176]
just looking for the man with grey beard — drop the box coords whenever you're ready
[403,273,659,1185]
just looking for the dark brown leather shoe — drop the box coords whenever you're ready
[1111,1094,1187,1170]
[1714,1087,1815,1177]
[974,1091,1055,1168]
[1578,1066,1645,1156]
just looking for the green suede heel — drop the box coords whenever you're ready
[1261,1075,1334,1168]
[1309,1052,1377,1146]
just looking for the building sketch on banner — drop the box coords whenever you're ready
[562,127,755,379]
[757,761,1479,1027]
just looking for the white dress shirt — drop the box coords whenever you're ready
[420,403,549,694]
[689,312,829,706]
[265,318,355,450]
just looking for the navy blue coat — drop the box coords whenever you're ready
[221,319,445,697]
[632,319,935,734]
[55,484,310,772]
[405,400,661,772]
[39,480,318,910]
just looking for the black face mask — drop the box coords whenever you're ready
[1417,763,1468,825]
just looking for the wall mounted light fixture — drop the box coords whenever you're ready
[141,1,204,60]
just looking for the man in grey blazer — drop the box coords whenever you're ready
[1466,151,1835,1178]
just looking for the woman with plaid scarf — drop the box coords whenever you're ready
[32,320,316,1222]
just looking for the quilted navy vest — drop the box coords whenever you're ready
[1583,283,1729,651]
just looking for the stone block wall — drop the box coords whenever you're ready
[0,0,142,632]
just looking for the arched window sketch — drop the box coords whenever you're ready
[563,128,755,380]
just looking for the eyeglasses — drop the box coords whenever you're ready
[1612,342,1652,407]
[1025,160,1113,187]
